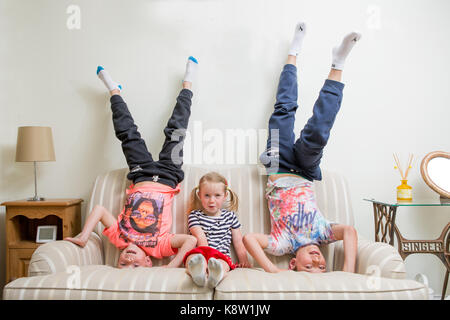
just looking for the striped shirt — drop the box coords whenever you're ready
[188,209,241,256]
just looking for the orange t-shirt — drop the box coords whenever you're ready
[102,183,180,258]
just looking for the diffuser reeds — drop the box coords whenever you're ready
[393,153,414,180]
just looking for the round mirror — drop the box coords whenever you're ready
[420,151,450,199]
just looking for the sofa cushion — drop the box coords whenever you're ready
[214,268,428,300]
[4,266,213,300]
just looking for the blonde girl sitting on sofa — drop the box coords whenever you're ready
[183,172,252,288]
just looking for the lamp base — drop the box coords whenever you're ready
[27,196,45,201]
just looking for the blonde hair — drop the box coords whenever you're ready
[188,172,239,213]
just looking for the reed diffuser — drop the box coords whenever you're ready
[393,153,414,201]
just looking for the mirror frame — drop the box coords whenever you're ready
[420,151,450,199]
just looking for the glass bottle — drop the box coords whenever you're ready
[397,180,412,201]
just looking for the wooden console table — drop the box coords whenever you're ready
[364,198,449,300]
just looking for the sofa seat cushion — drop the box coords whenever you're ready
[4,265,212,300]
[214,269,428,300]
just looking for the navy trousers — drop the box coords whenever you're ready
[260,64,345,181]
[110,89,193,188]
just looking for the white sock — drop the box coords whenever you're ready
[331,31,362,70]
[206,258,224,289]
[288,22,307,56]
[187,254,207,287]
[97,66,122,92]
[183,56,198,84]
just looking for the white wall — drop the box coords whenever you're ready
[1,0,449,298]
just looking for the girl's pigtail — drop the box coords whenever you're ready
[226,187,239,212]
[188,186,201,214]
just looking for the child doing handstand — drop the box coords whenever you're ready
[65,57,200,269]
[183,172,251,288]
[243,22,359,273]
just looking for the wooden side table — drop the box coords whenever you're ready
[364,198,450,300]
[2,199,83,283]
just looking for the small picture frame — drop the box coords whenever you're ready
[36,225,57,243]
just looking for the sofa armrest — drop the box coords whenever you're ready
[28,233,104,277]
[333,236,406,279]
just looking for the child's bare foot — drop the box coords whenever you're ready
[64,234,88,247]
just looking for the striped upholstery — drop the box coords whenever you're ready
[4,266,212,300]
[27,233,104,277]
[215,269,428,300]
[3,164,428,300]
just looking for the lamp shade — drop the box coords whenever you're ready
[16,126,56,162]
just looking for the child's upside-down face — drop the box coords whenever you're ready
[117,243,152,269]
[290,244,326,273]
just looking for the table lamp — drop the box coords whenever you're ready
[15,126,56,201]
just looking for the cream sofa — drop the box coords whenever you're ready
[3,165,428,299]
